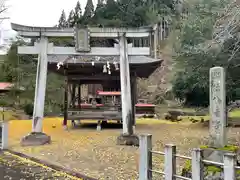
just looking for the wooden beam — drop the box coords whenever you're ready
[68,74,120,81]
[69,80,105,84]
[18,45,150,56]
[11,23,151,38]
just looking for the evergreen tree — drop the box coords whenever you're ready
[117,0,147,27]
[67,10,75,27]
[74,1,82,25]
[58,10,68,28]
[83,0,94,24]
[97,0,104,5]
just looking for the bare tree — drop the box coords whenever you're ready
[0,0,8,21]
[0,0,7,14]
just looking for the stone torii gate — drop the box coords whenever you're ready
[11,23,159,146]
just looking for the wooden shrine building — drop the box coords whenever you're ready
[48,54,162,126]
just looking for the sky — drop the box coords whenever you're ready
[0,0,98,53]
[8,0,98,27]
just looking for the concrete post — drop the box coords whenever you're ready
[191,148,204,180]
[223,153,236,180]
[139,134,152,180]
[32,37,48,133]
[164,144,176,180]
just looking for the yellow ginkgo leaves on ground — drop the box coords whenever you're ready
[7,118,240,180]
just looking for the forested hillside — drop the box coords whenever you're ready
[1,0,240,112]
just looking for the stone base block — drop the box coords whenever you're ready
[21,132,51,146]
[116,134,139,146]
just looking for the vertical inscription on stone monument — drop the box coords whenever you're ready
[209,67,226,147]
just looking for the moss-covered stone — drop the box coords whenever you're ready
[183,159,221,173]
[183,144,239,174]
[200,145,239,152]
[206,165,221,173]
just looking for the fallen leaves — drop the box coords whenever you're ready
[7,118,240,180]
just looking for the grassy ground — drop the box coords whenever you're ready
[230,109,240,117]
[7,117,240,180]
[178,109,240,122]
[0,111,15,121]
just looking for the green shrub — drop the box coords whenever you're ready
[0,99,8,107]
[24,103,34,116]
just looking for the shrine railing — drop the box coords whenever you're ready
[139,134,239,180]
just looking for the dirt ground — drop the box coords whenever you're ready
[7,118,240,180]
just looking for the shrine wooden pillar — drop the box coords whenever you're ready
[71,83,77,108]
[63,68,68,129]
[131,76,137,126]
[78,82,81,108]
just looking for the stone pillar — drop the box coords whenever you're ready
[119,33,133,135]
[209,67,226,148]
[32,37,48,133]
[117,33,139,146]
[21,36,51,146]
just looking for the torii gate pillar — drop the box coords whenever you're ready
[21,36,51,146]
[116,33,139,146]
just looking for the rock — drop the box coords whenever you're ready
[182,163,234,180]
[168,110,184,116]
[116,134,139,146]
[190,118,198,123]
[21,132,51,146]
[189,117,198,123]
[177,117,182,121]
[203,148,224,163]
[163,113,171,120]
[182,145,240,180]
[163,110,184,121]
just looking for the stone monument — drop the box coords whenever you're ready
[182,67,238,179]
[209,66,226,148]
